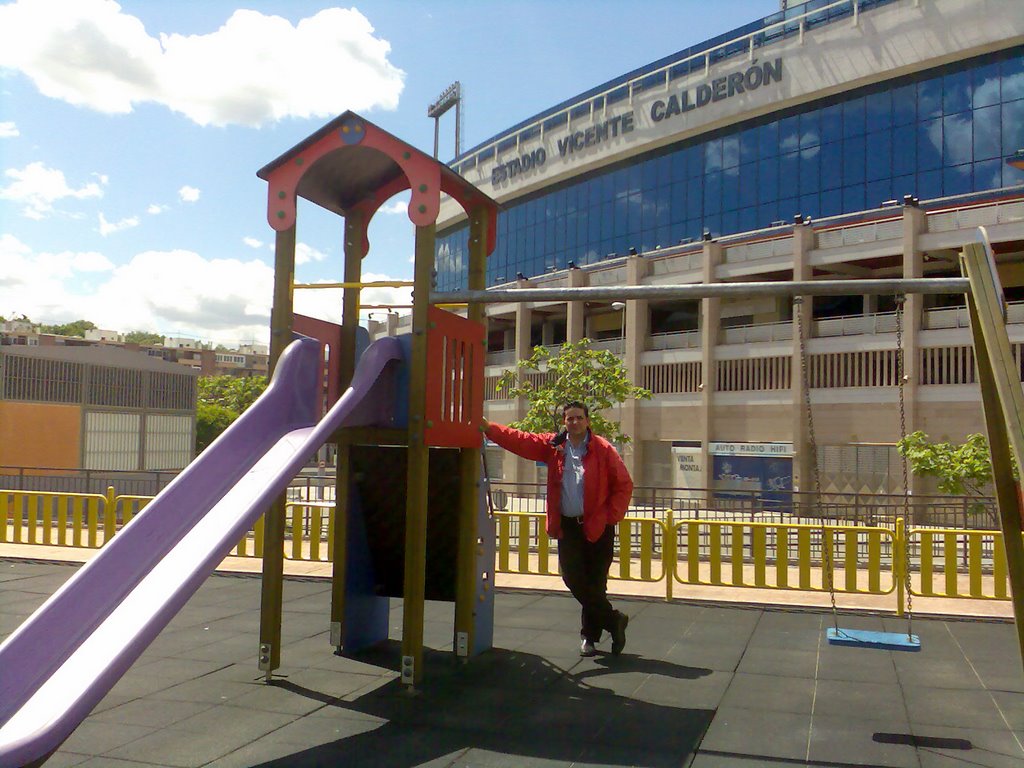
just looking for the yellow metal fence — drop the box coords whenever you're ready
[1,489,1015,606]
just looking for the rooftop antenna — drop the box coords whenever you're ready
[427,81,462,160]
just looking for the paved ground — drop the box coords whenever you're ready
[2,558,1023,768]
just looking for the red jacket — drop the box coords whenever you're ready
[485,422,634,543]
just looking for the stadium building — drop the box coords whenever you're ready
[382,0,1024,497]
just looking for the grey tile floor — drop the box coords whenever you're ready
[2,559,1023,767]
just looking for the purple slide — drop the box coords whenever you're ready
[0,336,404,768]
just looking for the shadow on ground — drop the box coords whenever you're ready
[253,643,716,768]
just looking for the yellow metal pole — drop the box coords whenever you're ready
[961,234,1024,671]
[666,510,675,602]
[401,222,436,687]
[293,280,414,290]
[895,517,905,618]
[259,224,296,678]
[455,206,488,657]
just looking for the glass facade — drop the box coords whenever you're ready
[437,48,1024,292]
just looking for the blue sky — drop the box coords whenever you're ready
[0,0,779,346]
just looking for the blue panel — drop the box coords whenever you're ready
[892,83,917,126]
[943,69,972,115]
[866,130,892,181]
[341,485,390,653]
[758,157,779,202]
[712,454,792,511]
[975,158,1003,190]
[973,105,1001,160]
[972,61,1001,108]
[865,90,892,133]
[918,119,943,171]
[827,627,921,651]
[843,97,866,137]
[918,77,943,120]
[472,464,496,656]
[892,125,917,176]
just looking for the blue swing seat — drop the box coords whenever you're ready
[827,627,921,651]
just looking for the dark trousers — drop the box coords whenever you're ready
[558,515,620,643]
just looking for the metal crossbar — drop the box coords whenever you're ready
[431,278,970,305]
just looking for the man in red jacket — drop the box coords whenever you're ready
[483,401,634,657]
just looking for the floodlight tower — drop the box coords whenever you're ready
[428,81,461,160]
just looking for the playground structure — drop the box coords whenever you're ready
[254,111,498,688]
[1,110,1023,767]
[0,112,499,767]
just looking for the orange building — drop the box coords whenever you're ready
[0,345,197,473]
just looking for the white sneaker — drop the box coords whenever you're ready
[579,638,597,657]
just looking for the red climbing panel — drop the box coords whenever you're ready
[424,306,485,448]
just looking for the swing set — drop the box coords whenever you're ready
[796,293,920,651]
[433,227,1024,669]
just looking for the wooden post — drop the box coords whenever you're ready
[961,232,1024,672]
[258,224,296,677]
[455,206,488,657]
[401,222,436,687]
[329,440,351,651]
[329,213,365,648]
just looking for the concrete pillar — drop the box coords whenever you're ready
[901,204,926,494]
[791,222,815,494]
[510,282,534,483]
[566,267,588,343]
[621,255,649,485]
[699,240,723,490]
[386,312,400,336]
[541,318,555,346]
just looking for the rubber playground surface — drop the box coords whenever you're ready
[1,558,1022,768]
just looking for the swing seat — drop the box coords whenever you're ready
[827,627,921,651]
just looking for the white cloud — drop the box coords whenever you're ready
[295,241,327,266]
[379,196,410,215]
[90,250,274,343]
[293,271,412,324]
[0,236,276,344]
[147,203,168,214]
[0,0,405,127]
[0,161,103,219]
[178,185,200,203]
[0,121,18,138]
[0,233,113,296]
[98,211,139,235]
[0,234,413,345]
[243,236,264,249]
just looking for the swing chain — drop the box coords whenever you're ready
[895,295,914,636]
[795,296,838,624]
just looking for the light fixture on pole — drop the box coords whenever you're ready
[611,301,626,350]
[427,81,462,160]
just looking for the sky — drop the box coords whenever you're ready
[0,0,780,347]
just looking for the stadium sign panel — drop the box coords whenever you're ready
[488,58,784,189]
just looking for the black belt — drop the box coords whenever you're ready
[561,514,584,525]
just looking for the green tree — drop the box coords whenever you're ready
[37,321,96,339]
[124,330,163,345]
[897,431,1004,522]
[39,319,96,337]
[495,338,652,445]
[195,402,238,453]
[194,375,268,452]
